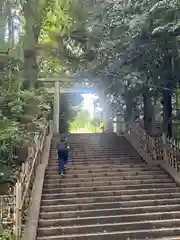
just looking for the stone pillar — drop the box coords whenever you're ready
[107,118,113,132]
[113,116,117,133]
[104,109,108,131]
[116,115,120,134]
[119,114,126,134]
[103,105,113,132]
[53,80,60,133]
[112,114,126,135]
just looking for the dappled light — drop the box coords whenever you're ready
[69,94,102,133]
[1,0,180,238]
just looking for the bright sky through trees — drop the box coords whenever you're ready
[81,94,98,118]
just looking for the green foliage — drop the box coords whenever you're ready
[4,0,180,182]
[4,0,180,197]
[0,229,15,240]
[0,0,72,186]
[70,107,92,132]
[0,165,16,184]
[56,0,180,135]
[59,94,79,133]
[0,71,52,169]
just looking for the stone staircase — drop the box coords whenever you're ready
[36,133,180,240]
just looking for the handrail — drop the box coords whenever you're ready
[19,128,47,211]
[126,122,180,166]
[16,125,48,237]
[0,123,49,239]
[126,123,164,161]
[19,150,38,211]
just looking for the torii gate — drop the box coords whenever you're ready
[38,76,112,133]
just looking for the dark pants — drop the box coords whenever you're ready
[58,150,68,174]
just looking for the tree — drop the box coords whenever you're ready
[70,107,91,132]
[60,0,180,138]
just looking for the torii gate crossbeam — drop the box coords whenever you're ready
[38,77,97,133]
[38,76,112,133]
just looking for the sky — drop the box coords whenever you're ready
[81,94,98,118]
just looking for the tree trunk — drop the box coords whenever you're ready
[161,54,174,138]
[0,0,7,50]
[124,94,133,125]
[60,94,69,133]
[23,49,39,89]
[162,87,172,138]
[16,3,41,165]
[23,1,41,89]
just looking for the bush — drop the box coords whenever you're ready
[0,229,15,240]
[0,75,52,184]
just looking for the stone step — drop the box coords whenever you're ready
[42,183,176,194]
[41,192,180,205]
[41,187,180,200]
[40,198,180,212]
[63,147,135,149]
[52,147,136,151]
[45,170,165,178]
[51,147,136,151]
[46,166,153,172]
[51,153,139,157]
[45,169,167,176]
[43,174,173,184]
[36,227,180,239]
[50,151,140,155]
[52,146,133,150]
[46,163,151,169]
[53,141,128,143]
[49,158,142,163]
[44,173,170,181]
[47,162,153,167]
[51,151,137,154]
[44,181,175,192]
[50,154,140,158]
[38,211,180,227]
[37,134,180,240]
[48,161,144,166]
[66,152,139,158]
[46,164,160,170]
[66,152,138,155]
[46,166,162,174]
[50,155,142,158]
[49,158,142,162]
[40,204,180,219]
[37,218,180,236]
[64,149,138,152]
[154,237,180,240]
[54,139,126,142]
[43,179,174,189]
[58,149,135,152]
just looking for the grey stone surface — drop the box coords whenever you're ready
[22,135,52,240]
[160,161,180,187]
[125,133,180,186]
[124,134,158,166]
[37,133,180,239]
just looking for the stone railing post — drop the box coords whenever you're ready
[162,133,168,162]
[14,180,22,239]
[152,137,157,160]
